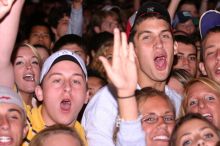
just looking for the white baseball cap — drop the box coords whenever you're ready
[40,50,87,83]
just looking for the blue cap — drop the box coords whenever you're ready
[199,10,220,39]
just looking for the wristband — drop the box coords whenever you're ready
[118,94,135,99]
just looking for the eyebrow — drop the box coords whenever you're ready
[177,52,196,56]
[143,111,174,116]
[48,72,85,79]
[137,29,171,39]
[8,108,23,117]
[205,44,216,50]
[180,126,213,139]
[180,132,191,138]
[199,126,212,131]
[16,56,39,59]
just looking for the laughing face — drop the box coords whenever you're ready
[0,103,27,146]
[185,82,220,129]
[139,96,175,146]
[133,18,177,84]
[36,60,89,126]
[13,46,40,94]
[203,32,220,84]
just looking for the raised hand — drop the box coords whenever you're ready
[0,0,15,19]
[100,28,138,120]
[99,28,137,97]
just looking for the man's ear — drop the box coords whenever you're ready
[199,62,207,76]
[84,89,90,104]
[94,26,101,33]
[35,85,44,101]
[86,55,90,66]
[173,41,178,55]
[22,123,29,139]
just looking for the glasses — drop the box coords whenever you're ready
[141,113,175,124]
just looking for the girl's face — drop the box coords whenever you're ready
[139,96,175,146]
[175,119,220,146]
[185,82,220,129]
[13,46,40,94]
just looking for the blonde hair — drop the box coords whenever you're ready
[29,124,84,146]
[11,42,42,67]
[181,77,220,116]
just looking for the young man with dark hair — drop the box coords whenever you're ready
[82,2,180,146]
[27,21,55,50]
[173,35,198,77]
[52,34,89,65]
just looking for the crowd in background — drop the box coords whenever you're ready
[1,0,220,146]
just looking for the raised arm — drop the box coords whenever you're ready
[99,28,138,120]
[0,0,24,87]
[67,0,83,36]
[100,28,145,146]
[168,0,181,22]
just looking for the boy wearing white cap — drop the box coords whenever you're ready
[23,50,89,146]
[0,86,28,146]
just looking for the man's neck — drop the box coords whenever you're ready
[137,72,166,91]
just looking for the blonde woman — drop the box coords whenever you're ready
[181,77,220,129]
[11,43,41,109]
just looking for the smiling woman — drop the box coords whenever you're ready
[169,113,220,146]
[136,87,176,146]
[11,43,41,108]
[181,77,220,130]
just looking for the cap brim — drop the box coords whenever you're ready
[40,50,87,83]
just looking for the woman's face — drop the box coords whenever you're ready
[185,82,220,129]
[139,96,175,146]
[175,119,220,146]
[13,46,40,94]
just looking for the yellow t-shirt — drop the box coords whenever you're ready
[22,105,88,146]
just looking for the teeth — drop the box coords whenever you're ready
[0,136,12,143]
[62,100,71,104]
[202,113,212,118]
[23,74,34,81]
[202,113,213,122]
[153,135,169,141]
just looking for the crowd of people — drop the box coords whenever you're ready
[1,0,220,146]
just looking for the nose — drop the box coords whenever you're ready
[0,117,10,130]
[38,34,44,40]
[197,139,205,146]
[216,49,220,61]
[198,100,205,109]
[64,81,71,92]
[182,57,189,66]
[154,36,163,49]
[157,117,167,129]
[25,62,32,70]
